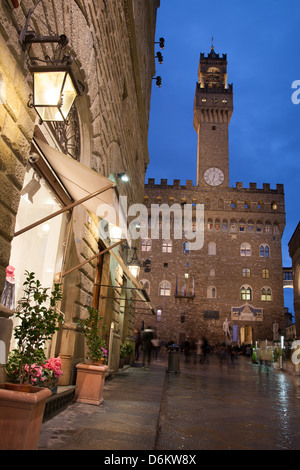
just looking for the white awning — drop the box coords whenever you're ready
[34,138,117,218]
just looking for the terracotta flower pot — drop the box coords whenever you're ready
[0,383,52,450]
[74,363,108,405]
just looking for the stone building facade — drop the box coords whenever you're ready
[289,222,300,337]
[0,0,160,382]
[136,46,286,346]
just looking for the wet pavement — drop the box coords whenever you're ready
[156,355,300,450]
[39,353,300,450]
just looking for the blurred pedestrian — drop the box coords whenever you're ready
[134,329,142,361]
[200,336,209,364]
[142,326,154,370]
[194,338,202,364]
[184,338,191,363]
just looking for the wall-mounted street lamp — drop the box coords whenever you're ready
[155,52,163,64]
[155,37,165,50]
[19,5,84,123]
[153,76,162,88]
[117,173,130,183]
[128,247,142,279]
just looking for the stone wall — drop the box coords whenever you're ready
[136,179,286,345]
[0,0,159,377]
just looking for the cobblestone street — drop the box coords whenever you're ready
[156,354,300,450]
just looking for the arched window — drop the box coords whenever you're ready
[162,239,172,253]
[140,279,150,295]
[261,288,272,301]
[262,269,270,279]
[207,286,217,299]
[141,238,152,252]
[241,286,252,301]
[159,280,171,296]
[260,244,270,258]
[240,243,251,257]
[208,241,216,255]
[242,268,251,278]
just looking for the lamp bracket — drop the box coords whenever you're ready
[19,8,69,51]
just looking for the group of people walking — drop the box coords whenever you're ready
[182,337,210,364]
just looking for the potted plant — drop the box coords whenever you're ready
[6,351,63,394]
[0,271,62,450]
[74,306,108,405]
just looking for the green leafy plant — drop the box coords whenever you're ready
[6,271,62,384]
[120,342,133,359]
[77,306,107,363]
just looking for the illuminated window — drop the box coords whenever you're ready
[141,238,152,252]
[241,286,252,301]
[261,288,272,301]
[262,269,270,279]
[159,280,171,296]
[162,239,172,253]
[242,268,251,278]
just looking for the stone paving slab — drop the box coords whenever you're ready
[39,362,166,450]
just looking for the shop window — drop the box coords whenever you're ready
[9,166,69,336]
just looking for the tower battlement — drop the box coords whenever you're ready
[146,178,284,194]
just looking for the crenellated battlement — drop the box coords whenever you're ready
[146,178,284,194]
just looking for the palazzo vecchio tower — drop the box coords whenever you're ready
[136,45,286,346]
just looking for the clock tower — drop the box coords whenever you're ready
[193,44,233,188]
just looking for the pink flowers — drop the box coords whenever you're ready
[44,357,63,378]
[101,347,108,358]
[23,357,63,385]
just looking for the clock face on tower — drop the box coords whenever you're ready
[204,167,224,186]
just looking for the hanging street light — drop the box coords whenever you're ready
[128,247,142,279]
[19,5,84,123]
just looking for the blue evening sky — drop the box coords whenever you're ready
[147,0,300,314]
